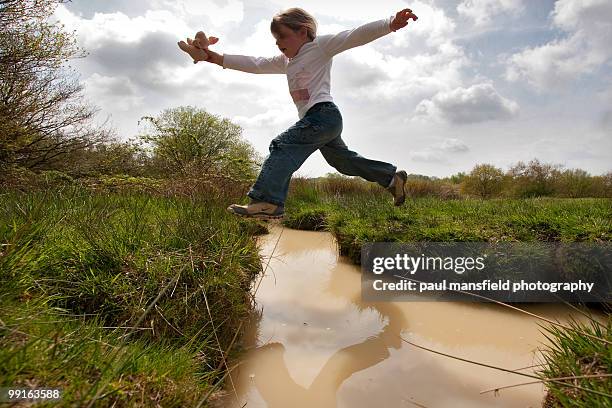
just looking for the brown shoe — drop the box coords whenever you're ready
[386,170,407,206]
[227,200,284,220]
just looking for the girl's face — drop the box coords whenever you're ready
[273,24,309,58]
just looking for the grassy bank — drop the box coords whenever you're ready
[283,178,611,263]
[282,176,612,407]
[0,184,265,407]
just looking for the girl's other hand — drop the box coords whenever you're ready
[177,38,209,63]
[390,8,418,32]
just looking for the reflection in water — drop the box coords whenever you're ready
[247,324,401,408]
[222,226,601,408]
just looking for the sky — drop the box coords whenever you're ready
[54,0,612,178]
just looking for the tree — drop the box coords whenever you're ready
[461,164,505,198]
[507,158,563,197]
[556,168,592,198]
[51,137,149,177]
[448,171,466,184]
[139,106,259,181]
[0,0,109,170]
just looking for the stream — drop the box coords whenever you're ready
[221,225,602,408]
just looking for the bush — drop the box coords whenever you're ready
[507,158,562,198]
[40,170,74,184]
[0,167,75,190]
[139,106,260,182]
[461,164,505,198]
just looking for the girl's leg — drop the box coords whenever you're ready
[319,135,397,187]
[247,105,343,206]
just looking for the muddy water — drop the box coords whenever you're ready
[222,226,603,408]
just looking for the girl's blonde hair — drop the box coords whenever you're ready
[270,8,317,41]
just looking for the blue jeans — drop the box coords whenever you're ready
[247,102,397,207]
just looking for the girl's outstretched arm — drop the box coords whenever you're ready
[202,49,225,66]
[196,39,287,74]
[200,48,287,75]
[317,8,418,57]
[179,36,287,74]
[221,53,288,74]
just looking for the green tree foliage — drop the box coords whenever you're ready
[555,168,593,198]
[461,163,505,198]
[508,158,563,198]
[598,171,612,197]
[553,168,612,198]
[448,171,466,184]
[0,0,109,170]
[460,160,610,199]
[50,137,149,177]
[139,106,260,182]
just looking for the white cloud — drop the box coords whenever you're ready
[84,74,144,111]
[505,0,612,89]
[457,0,525,28]
[54,6,189,48]
[552,0,612,31]
[408,138,469,164]
[414,82,519,124]
[327,3,468,106]
[54,1,244,51]
[409,150,448,163]
[389,2,456,48]
[224,18,281,57]
[595,83,612,130]
[153,0,244,27]
[232,108,295,129]
[438,138,469,152]
[267,0,399,22]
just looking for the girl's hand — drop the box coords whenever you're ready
[390,8,418,32]
[178,32,221,64]
[177,38,209,64]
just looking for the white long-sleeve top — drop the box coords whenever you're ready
[222,17,394,119]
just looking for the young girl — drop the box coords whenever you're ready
[179,7,418,219]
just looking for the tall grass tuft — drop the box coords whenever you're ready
[1,183,265,406]
[539,317,612,407]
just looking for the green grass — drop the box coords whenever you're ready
[283,180,611,264]
[0,184,267,406]
[2,177,609,406]
[0,296,207,407]
[539,318,612,407]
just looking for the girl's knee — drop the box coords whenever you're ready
[269,138,281,152]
